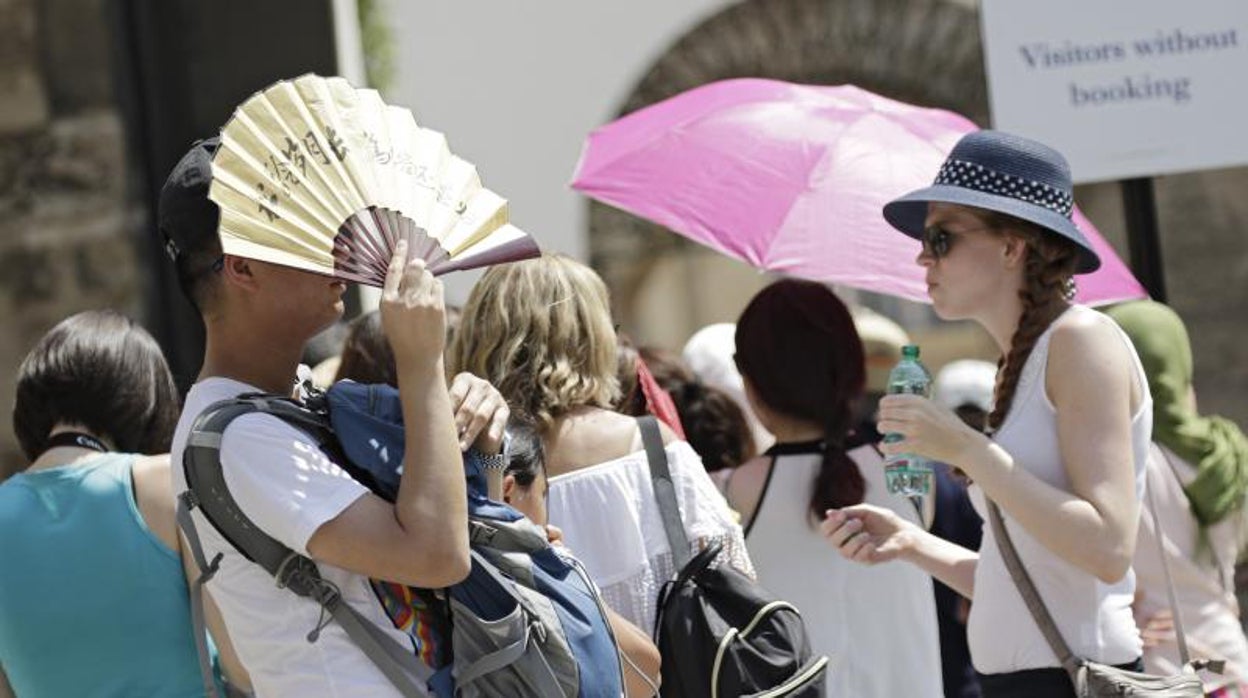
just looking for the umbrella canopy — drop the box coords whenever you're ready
[572,78,1146,306]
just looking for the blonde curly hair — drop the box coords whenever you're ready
[448,255,621,430]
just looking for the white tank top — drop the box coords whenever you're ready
[746,445,944,697]
[968,304,1152,674]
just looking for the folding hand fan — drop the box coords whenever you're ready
[208,73,540,286]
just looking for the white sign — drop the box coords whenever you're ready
[980,0,1248,183]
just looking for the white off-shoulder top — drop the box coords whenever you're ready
[546,439,755,632]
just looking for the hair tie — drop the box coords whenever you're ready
[1061,277,1077,301]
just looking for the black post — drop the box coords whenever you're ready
[108,0,340,392]
[1119,177,1167,303]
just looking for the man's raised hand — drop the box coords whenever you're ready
[380,239,447,368]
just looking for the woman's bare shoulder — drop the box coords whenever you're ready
[1047,307,1142,407]
[546,409,647,474]
[724,454,772,523]
[1051,305,1124,345]
[131,454,173,493]
[1049,308,1134,369]
[655,419,681,446]
[131,454,180,551]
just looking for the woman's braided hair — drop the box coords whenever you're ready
[981,211,1082,432]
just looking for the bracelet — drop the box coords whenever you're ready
[473,449,507,472]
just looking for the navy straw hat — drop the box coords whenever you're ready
[883,130,1101,273]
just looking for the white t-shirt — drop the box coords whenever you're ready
[172,377,415,697]
[745,445,944,698]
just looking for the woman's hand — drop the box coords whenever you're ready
[1137,608,1175,649]
[877,394,991,470]
[820,504,917,565]
[545,524,565,548]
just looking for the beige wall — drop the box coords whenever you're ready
[386,0,735,306]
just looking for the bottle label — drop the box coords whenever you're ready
[889,381,928,396]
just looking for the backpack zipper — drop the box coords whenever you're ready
[709,601,814,698]
[753,656,829,698]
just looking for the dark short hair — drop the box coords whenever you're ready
[504,417,545,489]
[334,307,464,387]
[614,334,641,413]
[13,310,180,461]
[622,346,756,472]
[304,319,351,367]
[334,311,397,386]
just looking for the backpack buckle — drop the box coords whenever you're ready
[180,489,201,510]
[275,552,323,597]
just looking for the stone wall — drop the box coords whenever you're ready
[0,0,144,477]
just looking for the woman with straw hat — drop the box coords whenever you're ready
[822,130,1151,697]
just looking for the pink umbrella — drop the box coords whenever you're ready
[571,78,1146,306]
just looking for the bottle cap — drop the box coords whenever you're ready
[901,344,920,359]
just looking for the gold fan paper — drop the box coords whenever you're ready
[209,73,539,286]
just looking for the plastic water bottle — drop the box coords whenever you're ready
[883,344,933,496]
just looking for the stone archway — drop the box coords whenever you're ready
[588,0,990,341]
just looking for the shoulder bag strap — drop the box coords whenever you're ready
[990,490,1215,681]
[1156,447,1232,594]
[1143,470,1194,667]
[175,493,226,698]
[638,416,691,568]
[326,596,436,695]
[986,501,1083,680]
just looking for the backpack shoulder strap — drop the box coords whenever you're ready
[638,416,691,568]
[177,394,433,697]
[183,397,319,575]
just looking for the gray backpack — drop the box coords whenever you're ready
[176,390,626,697]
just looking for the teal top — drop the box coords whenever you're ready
[0,454,206,697]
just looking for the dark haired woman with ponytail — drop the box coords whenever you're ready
[725,278,944,697]
[822,131,1152,698]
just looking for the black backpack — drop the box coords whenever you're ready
[638,416,828,697]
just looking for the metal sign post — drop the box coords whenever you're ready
[1120,178,1167,302]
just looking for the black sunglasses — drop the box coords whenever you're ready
[921,225,954,259]
[921,224,996,260]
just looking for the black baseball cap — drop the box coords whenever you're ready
[157,137,223,286]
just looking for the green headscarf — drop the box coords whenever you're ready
[1106,300,1248,527]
